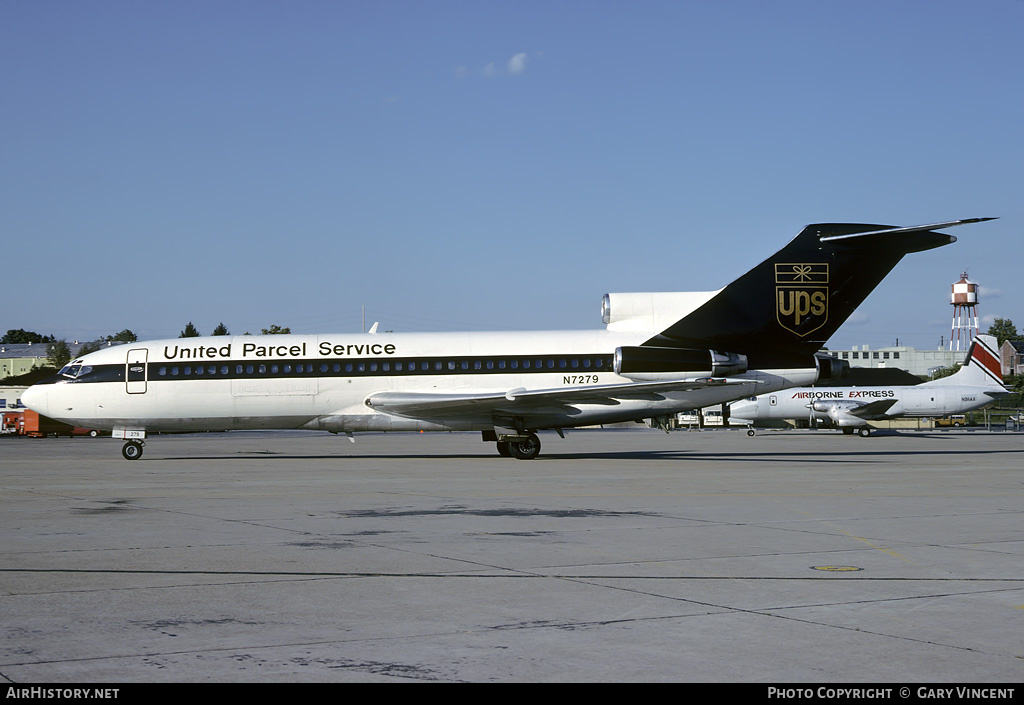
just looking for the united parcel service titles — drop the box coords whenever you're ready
[162,340,398,361]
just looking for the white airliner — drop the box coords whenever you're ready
[728,334,1008,436]
[22,218,993,460]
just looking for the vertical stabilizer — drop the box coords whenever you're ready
[645,219,994,368]
[938,334,1005,389]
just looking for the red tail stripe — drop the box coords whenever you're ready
[972,343,1001,377]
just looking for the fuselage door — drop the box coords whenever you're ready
[126,349,148,394]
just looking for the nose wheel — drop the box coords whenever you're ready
[121,440,145,460]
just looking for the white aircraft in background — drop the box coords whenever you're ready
[728,334,1008,436]
[22,218,993,460]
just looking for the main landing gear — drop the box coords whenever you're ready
[491,432,542,459]
[121,440,145,460]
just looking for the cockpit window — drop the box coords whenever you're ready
[59,364,93,380]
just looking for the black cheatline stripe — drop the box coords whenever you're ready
[69,353,617,384]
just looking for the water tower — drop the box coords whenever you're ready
[949,272,979,351]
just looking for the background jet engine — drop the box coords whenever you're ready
[614,346,747,380]
[814,353,849,381]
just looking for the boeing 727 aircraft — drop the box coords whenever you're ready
[22,218,993,460]
[728,334,1008,436]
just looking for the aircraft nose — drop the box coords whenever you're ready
[21,384,48,415]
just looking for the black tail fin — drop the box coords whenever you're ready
[645,218,995,368]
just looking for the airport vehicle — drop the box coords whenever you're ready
[1,411,20,435]
[729,334,1008,436]
[21,218,992,460]
[17,409,81,437]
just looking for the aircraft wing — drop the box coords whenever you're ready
[366,377,758,420]
[844,399,899,420]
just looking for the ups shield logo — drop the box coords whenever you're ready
[776,263,828,337]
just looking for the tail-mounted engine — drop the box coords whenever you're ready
[614,346,748,380]
[814,353,849,382]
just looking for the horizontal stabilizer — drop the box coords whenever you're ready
[818,218,996,242]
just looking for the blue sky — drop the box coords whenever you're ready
[3,1,1021,350]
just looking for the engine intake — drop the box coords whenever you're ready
[614,346,748,379]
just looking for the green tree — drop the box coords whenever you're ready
[930,363,961,380]
[76,341,103,356]
[2,329,55,344]
[212,322,230,336]
[986,318,1018,347]
[46,340,72,369]
[106,329,138,343]
[179,322,200,338]
[260,325,291,335]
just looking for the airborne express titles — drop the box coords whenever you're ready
[163,340,398,361]
[791,389,897,399]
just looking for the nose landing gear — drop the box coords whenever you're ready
[121,440,145,460]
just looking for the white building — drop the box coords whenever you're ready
[822,344,965,378]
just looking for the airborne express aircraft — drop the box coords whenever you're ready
[728,334,1008,436]
[22,218,993,460]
